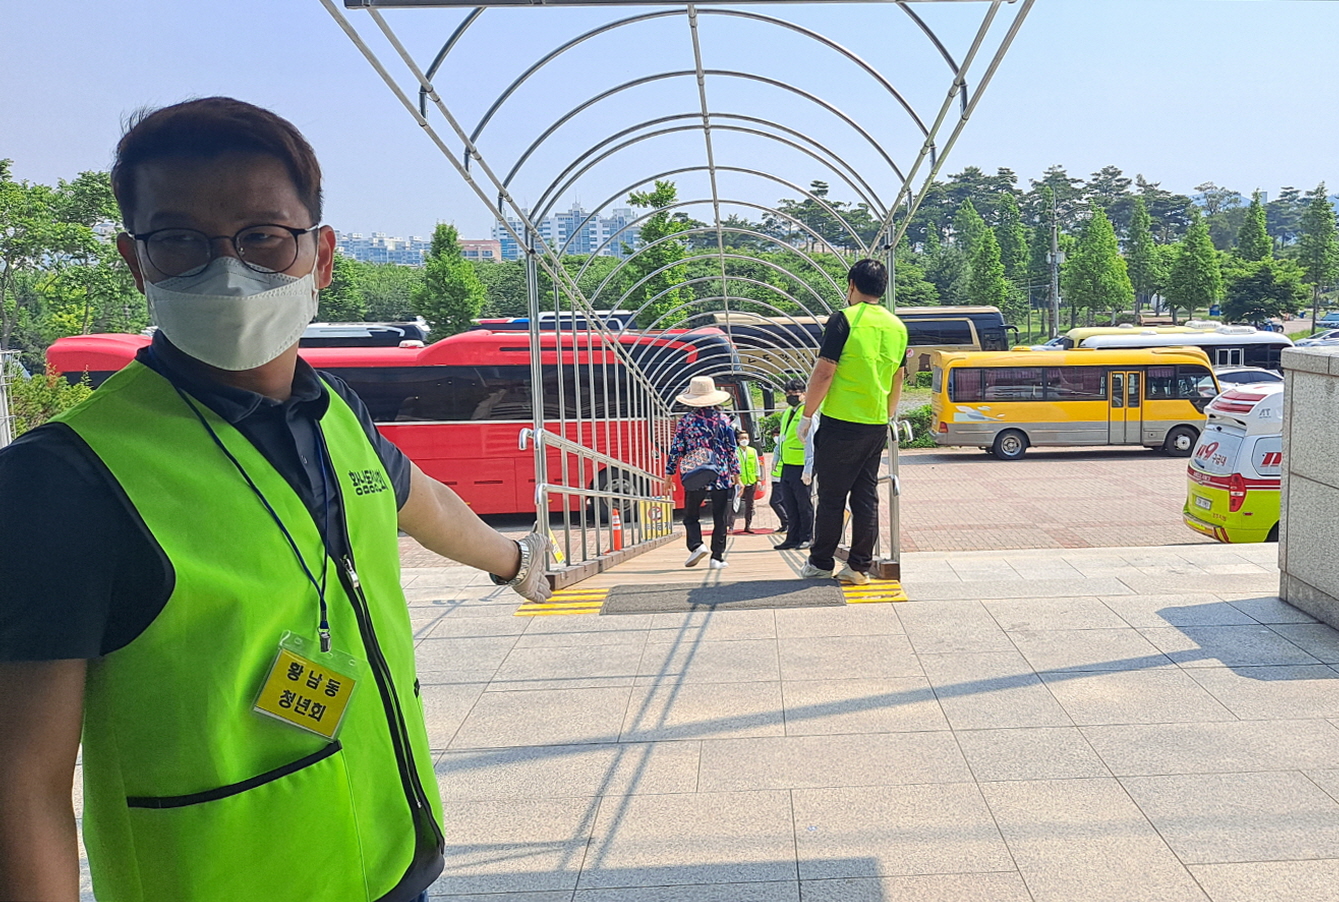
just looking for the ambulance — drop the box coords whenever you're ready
[1183,382,1283,543]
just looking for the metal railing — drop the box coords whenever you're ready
[0,351,18,450]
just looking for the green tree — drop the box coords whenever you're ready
[626,180,694,328]
[412,223,485,336]
[318,254,368,322]
[5,362,92,437]
[360,262,424,321]
[967,228,1010,309]
[1062,209,1133,321]
[1126,196,1163,312]
[1164,215,1224,324]
[1235,193,1272,262]
[1298,184,1339,325]
[996,194,1029,285]
[922,229,969,305]
[1223,259,1309,325]
[952,199,987,260]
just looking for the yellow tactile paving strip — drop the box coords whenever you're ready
[515,586,609,616]
[516,580,906,615]
[840,580,909,603]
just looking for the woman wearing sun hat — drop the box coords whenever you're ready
[665,376,740,568]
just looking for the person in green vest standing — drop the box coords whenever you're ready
[730,429,762,533]
[773,377,815,550]
[796,259,908,585]
[0,98,552,902]
[767,442,789,534]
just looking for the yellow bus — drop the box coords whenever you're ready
[1033,323,1219,350]
[930,347,1220,460]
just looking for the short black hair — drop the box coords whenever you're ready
[112,97,322,230]
[848,259,888,299]
[783,377,805,393]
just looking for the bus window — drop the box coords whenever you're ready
[981,367,1043,400]
[909,319,974,346]
[1044,367,1105,400]
[1214,348,1244,367]
[1147,365,1216,400]
[949,368,983,402]
[1128,372,1141,408]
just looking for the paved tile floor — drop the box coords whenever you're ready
[76,540,1339,902]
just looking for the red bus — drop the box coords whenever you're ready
[48,327,755,516]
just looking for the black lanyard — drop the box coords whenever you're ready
[174,386,336,652]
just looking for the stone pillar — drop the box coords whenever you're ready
[1279,346,1339,622]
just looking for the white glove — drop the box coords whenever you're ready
[796,415,813,441]
[507,531,552,604]
[801,471,813,486]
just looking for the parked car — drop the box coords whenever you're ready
[1184,383,1283,544]
[1294,328,1339,347]
[1213,366,1283,386]
[1318,312,1339,327]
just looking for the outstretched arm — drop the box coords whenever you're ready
[0,658,85,901]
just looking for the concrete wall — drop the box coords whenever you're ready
[1279,346,1339,621]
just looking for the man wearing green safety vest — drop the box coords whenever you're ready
[795,260,908,585]
[773,377,815,550]
[730,429,762,533]
[0,98,552,902]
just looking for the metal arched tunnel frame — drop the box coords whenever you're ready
[320,0,1037,572]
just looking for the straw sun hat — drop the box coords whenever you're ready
[677,375,731,407]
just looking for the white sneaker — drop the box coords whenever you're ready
[800,562,834,579]
[709,558,729,569]
[685,546,710,567]
[835,565,869,585]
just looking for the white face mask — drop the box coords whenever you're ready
[144,255,319,371]
[739,438,749,446]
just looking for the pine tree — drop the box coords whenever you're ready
[952,200,987,261]
[1298,183,1339,325]
[1126,196,1162,312]
[1061,209,1133,322]
[967,228,1011,310]
[412,223,486,336]
[996,194,1029,285]
[1164,214,1223,324]
[1235,192,1272,262]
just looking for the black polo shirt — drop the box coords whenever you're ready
[0,334,412,662]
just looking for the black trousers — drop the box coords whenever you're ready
[768,479,788,531]
[810,423,886,573]
[684,487,730,560]
[778,463,813,544]
[730,483,757,531]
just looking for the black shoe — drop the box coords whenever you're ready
[798,541,812,550]
[774,542,800,551]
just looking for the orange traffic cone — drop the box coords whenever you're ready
[611,507,624,551]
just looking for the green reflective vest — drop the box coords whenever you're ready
[778,406,806,466]
[55,362,443,902]
[736,444,760,486]
[821,303,909,425]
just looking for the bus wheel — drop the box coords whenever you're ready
[992,430,1028,461]
[594,468,638,521]
[1266,524,1279,543]
[1163,426,1198,457]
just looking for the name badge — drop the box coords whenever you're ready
[254,632,359,740]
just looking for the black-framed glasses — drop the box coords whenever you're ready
[130,224,320,278]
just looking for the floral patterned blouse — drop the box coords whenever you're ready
[666,407,740,491]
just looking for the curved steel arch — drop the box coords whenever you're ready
[570,211,857,294]
[501,69,905,195]
[322,0,1038,572]
[583,235,848,315]
[531,117,886,227]
[542,168,872,259]
[455,5,931,156]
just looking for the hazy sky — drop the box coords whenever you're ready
[3,1,1336,240]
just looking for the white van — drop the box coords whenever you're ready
[1183,382,1284,543]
